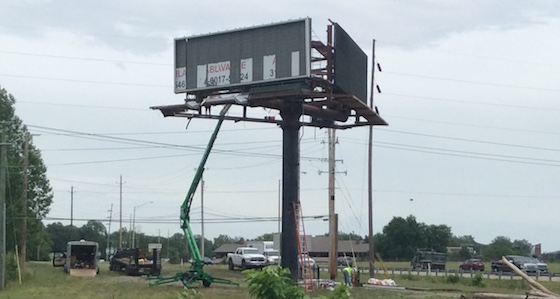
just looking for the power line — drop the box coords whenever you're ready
[383,71,560,93]
[0,50,170,66]
[347,129,560,152]
[382,115,560,136]
[382,92,560,111]
[0,73,169,88]
[375,40,560,68]
[376,143,560,167]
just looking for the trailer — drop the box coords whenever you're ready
[64,240,99,277]
[109,247,161,276]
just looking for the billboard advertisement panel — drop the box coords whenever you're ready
[333,24,368,103]
[175,18,311,94]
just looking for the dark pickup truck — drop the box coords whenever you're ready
[491,255,540,273]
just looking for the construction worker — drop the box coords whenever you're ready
[343,266,353,286]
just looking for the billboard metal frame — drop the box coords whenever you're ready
[174,18,311,96]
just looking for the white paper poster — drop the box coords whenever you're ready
[175,67,186,91]
[263,55,276,80]
[240,58,253,83]
[207,61,231,86]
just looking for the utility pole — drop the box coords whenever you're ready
[119,175,122,248]
[167,230,170,259]
[69,186,74,241]
[129,214,132,247]
[20,133,29,272]
[328,128,338,280]
[1,132,8,290]
[107,204,113,259]
[368,39,377,278]
[319,134,346,280]
[70,186,74,227]
[277,179,281,236]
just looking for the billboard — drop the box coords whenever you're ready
[333,23,368,103]
[175,18,311,94]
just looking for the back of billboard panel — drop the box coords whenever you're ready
[333,24,368,103]
[175,18,311,94]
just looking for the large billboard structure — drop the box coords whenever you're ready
[153,18,387,283]
[166,18,387,129]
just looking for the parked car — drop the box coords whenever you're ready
[459,259,485,271]
[298,254,316,268]
[52,251,66,267]
[263,250,280,265]
[529,257,548,273]
[337,256,354,266]
[203,257,213,265]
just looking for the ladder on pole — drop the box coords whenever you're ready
[293,202,314,292]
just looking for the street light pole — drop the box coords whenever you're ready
[132,201,152,248]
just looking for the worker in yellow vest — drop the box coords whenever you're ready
[343,266,353,286]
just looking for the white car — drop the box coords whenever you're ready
[263,250,280,265]
[298,254,316,268]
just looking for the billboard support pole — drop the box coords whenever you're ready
[368,39,376,278]
[280,100,302,282]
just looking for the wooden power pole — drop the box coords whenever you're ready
[0,132,8,289]
[20,133,29,271]
[119,175,123,248]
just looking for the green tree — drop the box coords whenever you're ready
[423,224,452,253]
[46,222,73,251]
[79,220,107,243]
[1,86,54,266]
[213,234,242,250]
[512,239,532,256]
[376,215,424,260]
[483,236,513,260]
[254,233,275,241]
[193,235,214,257]
[449,235,477,247]
[459,246,472,261]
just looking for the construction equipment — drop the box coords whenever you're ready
[149,105,238,288]
[410,248,446,271]
[294,202,314,292]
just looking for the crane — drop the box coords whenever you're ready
[149,104,238,287]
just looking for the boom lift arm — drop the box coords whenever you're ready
[149,104,238,287]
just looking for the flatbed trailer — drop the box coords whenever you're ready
[110,247,161,276]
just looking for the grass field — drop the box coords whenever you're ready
[1,261,557,299]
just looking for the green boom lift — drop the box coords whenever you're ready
[149,104,239,287]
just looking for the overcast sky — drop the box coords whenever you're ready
[1,1,559,252]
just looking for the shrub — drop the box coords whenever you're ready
[400,273,418,281]
[245,266,309,299]
[331,284,351,299]
[177,288,203,299]
[470,273,485,287]
[445,275,460,284]
[6,251,18,281]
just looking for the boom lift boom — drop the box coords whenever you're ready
[149,104,238,287]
